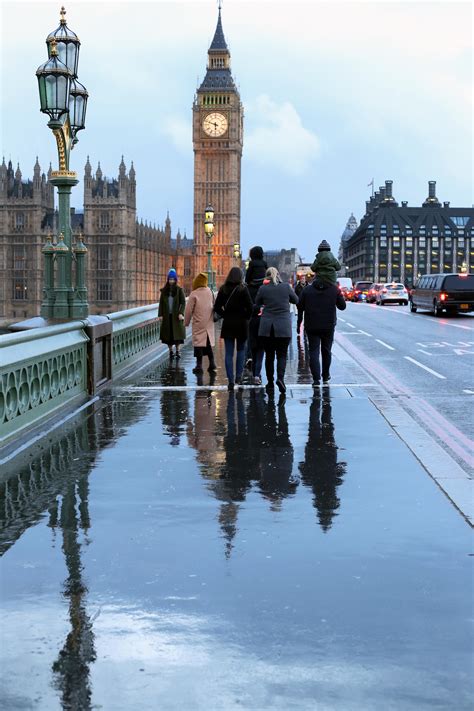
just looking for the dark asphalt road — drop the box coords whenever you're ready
[333,302,474,473]
[0,323,473,710]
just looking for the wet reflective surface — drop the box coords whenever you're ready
[1,334,473,710]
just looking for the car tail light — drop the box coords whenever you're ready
[382,288,387,293]
[440,292,448,301]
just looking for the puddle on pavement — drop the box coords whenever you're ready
[1,340,472,710]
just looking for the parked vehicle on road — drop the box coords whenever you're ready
[367,283,383,303]
[352,281,372,302]
[410,273,474,316]
[376,283,409,306]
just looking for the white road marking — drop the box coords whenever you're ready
[404,356,446,379]
[440,322,473,331]
[346,322,356,328]
[463,389,474,395]
[338,317,346,323]
[417,349,433,357]
[358,330,373,336]
[338,331,369,335]
[376,339,395,351]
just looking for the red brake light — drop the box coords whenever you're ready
[440,292,447,301]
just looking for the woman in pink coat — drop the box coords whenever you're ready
[184,272,217,374]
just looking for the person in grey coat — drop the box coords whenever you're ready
[255,267,299,393]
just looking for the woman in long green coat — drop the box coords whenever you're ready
[158,269,186,358]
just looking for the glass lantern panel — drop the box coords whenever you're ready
[45,75,58,109]
[56,75,69,111]
[38,76,48,110]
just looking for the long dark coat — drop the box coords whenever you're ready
[158,285,186,343]
[255,282,298,338]
[214,284,253,341]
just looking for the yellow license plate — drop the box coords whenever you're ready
[460,304,469,309]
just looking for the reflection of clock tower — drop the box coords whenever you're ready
[193,6,243,285]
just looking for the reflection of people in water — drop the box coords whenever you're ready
[160,365,188,446]
[298,389,347,531]
[51,477,96,709]
[257,394,299,510]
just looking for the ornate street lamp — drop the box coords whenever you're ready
[204,205,215,290]
[36,6,89,319]
[233,242,241,264]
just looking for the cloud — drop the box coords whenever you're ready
[161,115,192,155]
[245,95,321,176]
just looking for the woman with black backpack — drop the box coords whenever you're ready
[214,267,253,391]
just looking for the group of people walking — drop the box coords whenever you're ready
[159,240,346,392]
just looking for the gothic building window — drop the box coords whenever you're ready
[99,211,111,232]
[97,245,112,270]
[97,279,112,301]
[13,245,26,270]
[14,212,25,232]
[12,277,28,300]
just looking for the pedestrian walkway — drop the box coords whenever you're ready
[0,325,472,710]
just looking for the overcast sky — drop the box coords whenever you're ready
[1,0,472,261]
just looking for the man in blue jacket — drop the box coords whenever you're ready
[298,277,346,386]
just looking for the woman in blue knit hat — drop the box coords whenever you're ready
[158,268,186,358]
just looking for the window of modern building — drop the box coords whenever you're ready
[451,216,469,227]
[12,277,28,300]
[419,236,426,247]
[97,278,112,301]
[97,245,112,270]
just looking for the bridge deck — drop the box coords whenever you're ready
[0,326,472,710]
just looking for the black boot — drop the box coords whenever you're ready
[192,356,203,374]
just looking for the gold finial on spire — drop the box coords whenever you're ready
[50,38,58,56]
[60,6,67,24]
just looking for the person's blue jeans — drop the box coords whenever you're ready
[224,338,247,383]
[307,329,334,382]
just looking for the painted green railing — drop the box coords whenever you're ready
[0,303,164,452]
[108,303,160,373]
[0,322,89,447]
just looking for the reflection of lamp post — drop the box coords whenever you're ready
[204,204,215,290]
[36,6,89,319]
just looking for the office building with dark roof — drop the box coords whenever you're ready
[344,180,474,285]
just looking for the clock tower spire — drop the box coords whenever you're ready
[193,4,243,286]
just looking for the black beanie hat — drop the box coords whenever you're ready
[318,240,331,252]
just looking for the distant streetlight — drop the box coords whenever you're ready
[204,205,215,290]
[36,6,89,319]
[233,242,241,262]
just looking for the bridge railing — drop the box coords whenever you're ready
[0,302,164,454]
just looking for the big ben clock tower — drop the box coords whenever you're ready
[193,5,243,285]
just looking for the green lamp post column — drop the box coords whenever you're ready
[36,7,89,320]
[73,233,88,316]
[204,204,215,291]
[41,231,56,317]
[54,232,70,318]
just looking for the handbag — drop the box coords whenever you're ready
[213,286,239,322]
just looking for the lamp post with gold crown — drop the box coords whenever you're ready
[36,6,89,319]
[204,205,215,291]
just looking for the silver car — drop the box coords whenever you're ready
[376,282,409,305]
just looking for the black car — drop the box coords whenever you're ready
[410,273,474,316]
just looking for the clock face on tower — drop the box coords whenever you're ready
[202,112,228,138]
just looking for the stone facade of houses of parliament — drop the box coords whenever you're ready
[0,157,195,320]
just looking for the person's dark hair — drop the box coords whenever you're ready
[249,245,264,260]
[162,279,177,296]
[223,266,243,294]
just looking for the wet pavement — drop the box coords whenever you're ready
[1,325,473,710]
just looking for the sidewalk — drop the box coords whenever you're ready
[0,326,472,710]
